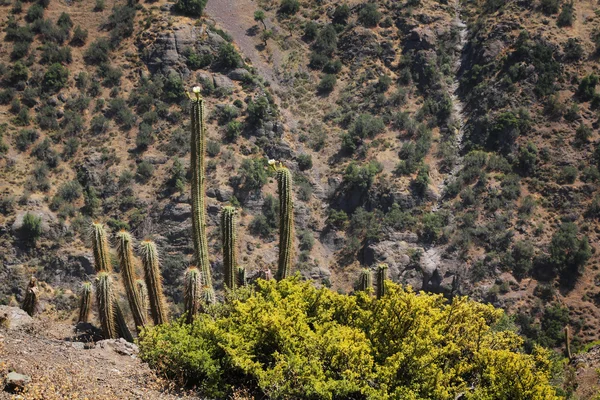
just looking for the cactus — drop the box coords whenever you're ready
[114,301,133,342]
[565,326,572,360]
[184,267,202,323]
[22,276,38,317]
[189,87,214,303]
[135,279,149,322]
[78,282,92,323]
[269,160,294,280]
[116,231,147,331]
[95,272,117,339]
[237,267,246,287]
[221,206,238,290]
[357,269,373,293]
[376,264,388,299]
[91,222,111,273]
[140,240,168,325]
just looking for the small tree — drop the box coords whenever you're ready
[254,10,266,29]
[21,212,42,246]
[173,0,207,17]
[279,0,299,15]
[550,222,591,280]
[358,3,381,27]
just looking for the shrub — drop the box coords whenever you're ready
[309,52,330,70]
[303,21,319,40]
[206,140,221,157]
[575,123,592,144]
[36,105,59,131]
[298,230,314,251]
[246,96,270,126]
[557,1,574,27]
[11,41,30,60]
[518,141,537,175]
[106,5,136,47]
[317,73,336,93]
[297,154,312,171]
[57,180,82,202]
[577,74,598,101]
[550,223,590,283]
[84,38,110,64]
[26,4,44,22]
[250,214,272,237]
[509,240,534,278]
[563,38,584,62]
[57,12,73,31]
[279,0,299,15]
[40,43,72,64]
[71,25,88,46]
[90,115,109,134]
[225,120,242,142]
[173,0,207,16]
[136,161,154,183]
[139,279,560,399]
[21,212,42,245]
[343,161,382,191]
[42,63,68,92]
[233,158,267,193]
[15,129,39,151]
[32,138,60,167]
[559,165,578,184]
[94,0,104,11]
[313,24,337,56]
[217,43,242,69]
[350,113,385,139]
[540,0,559,14]
[332,4,350,25]
[358,3,381,27]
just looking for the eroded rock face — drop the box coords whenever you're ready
[0,306,34,330]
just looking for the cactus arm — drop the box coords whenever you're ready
[221,206,238,290]
[116,231,147,331]
[91,222,111,273]
[275,164,294,280]
[78,282,93,323]
[140,240,168,325]
[358,269,373,293]
[184,267,202,323]
[96,272,118,339]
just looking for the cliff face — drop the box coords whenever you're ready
[1,0,600,356]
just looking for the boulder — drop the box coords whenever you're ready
[4,372,31,393]
[11,210,56,235]
[228,68,251,81]
[163,202,192,222]
[96,338,139,356]
[213,74,234,89]
[363,240,413,281]
[0,306,33,330]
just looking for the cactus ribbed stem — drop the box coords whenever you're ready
[376,264,388,299]
[237,267,246,287]
[189,89,214,302]
[221,206,238,290]
[91,222,111,273]
[140,240,168,325]
[78,282,92,323]
[116,231,146,331]
[565,326,572,360]
[22,276,38,317]
[184,267,201,323]
[358,269,373,293]
[271,162,294,280]
[135,279,149,322]
[96,272,117,339]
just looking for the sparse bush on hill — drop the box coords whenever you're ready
[173,0,207,17]
[358,3,381,27]
[279,0,299,15]
[139,279,560,399]
[21,212,42,245]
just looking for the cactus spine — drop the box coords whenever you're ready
[22,276,38,317]
[184,267,201,323]
[269,160,294,280]
[376,264,388,299]
[96,272,117,339]
[135,279,149,321]
[358,269,373,293]
[221,206,238,290]
[116,231,146,331]
[91,222,111,273]
[78,282,92,323]
[140,240,168,325]
[237,267,246,287]
[189,87,214,303]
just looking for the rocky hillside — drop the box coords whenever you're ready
[1,0,600,387]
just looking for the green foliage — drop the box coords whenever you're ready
[21,212,42,245]
[217,43,242,69]
[139,279,560,399]
[279,0,299,15]
[136,161,155,183]
[233,158,268,193]
[577,74,598,101]
[343,161,382,190]
[317,73,336,93]
[540,0,559,14]
[549,222,591,280]
[84,38,110,64]
[225,120,242,142]
[43,63,69,92]
[15,129,39,151]
[563,38,584,62]
[297,154,312,171]
[558,165,577,184]
[332,4,350,25]
[557,1,574,27]
[358,3,381,27]
[173,0,207,15]
[303,21,319,40]
[26,4,44,22]
[508,240,534,279]
[313,24,338,56]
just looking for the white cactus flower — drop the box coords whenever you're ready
[268,159,276,165]
[192,86,201,94]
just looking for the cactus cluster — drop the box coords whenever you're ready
[116,231,147,331]
[269,160,295,281]
[78,282,92,323]
[189,87,215,304]
[22,276,38,317]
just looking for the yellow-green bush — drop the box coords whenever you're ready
[138,279,560,399]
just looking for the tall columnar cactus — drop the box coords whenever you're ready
[221,206,238,290]
[376,264,388,299]
[237,267,246,287]
[140,240,168,325]
[116,231,146,331]
[22,276,38,317]
[135,279,149,321]
[269,160,294,281]
[78,282,92,323]
[189,87,214,303]
[115,301,133,342]
[91,222,111,273]
[184,267,201,323]
[565,326,572,360]
[358,269,373,293]
[96,272,117,339]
